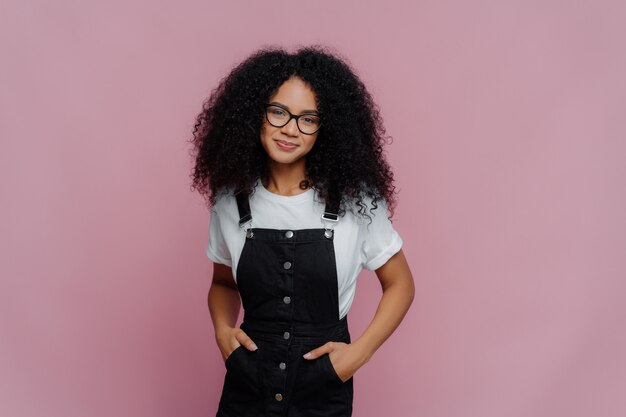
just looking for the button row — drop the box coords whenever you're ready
[281,227,293,394]
[284,229,332,239]
[247,229,330,240]
[247,230,296,239]
[256,228,291,404]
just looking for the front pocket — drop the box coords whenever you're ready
[322,353,344,384]
[224,345,244,369]
[291,351,351,414]
[218,345,263,414]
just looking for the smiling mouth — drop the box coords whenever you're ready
[275,139,299,147]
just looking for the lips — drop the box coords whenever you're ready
[275,139,298,148]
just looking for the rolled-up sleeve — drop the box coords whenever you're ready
[206,206,232,267]
[360,198,403,271]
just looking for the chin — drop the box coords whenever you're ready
[268,153,301,165]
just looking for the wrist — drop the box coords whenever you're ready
[350,339,375,365]
[214,323,234,342]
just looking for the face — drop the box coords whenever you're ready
[260,76,320,166]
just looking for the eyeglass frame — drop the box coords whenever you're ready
[264,103,322,135]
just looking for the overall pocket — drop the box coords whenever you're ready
[322,352,345,384]
[224,345,244,369]
[290,347,351,415]
[218,344,263,416]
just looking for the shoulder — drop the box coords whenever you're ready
[210,187,240,226]
[352,194,403,271]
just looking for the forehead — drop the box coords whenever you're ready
[269,77,318,112]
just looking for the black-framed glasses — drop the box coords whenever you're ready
[265,104,322,135]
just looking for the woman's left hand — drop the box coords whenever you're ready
[303,341,368,382]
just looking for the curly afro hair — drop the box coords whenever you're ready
[189,44,398,222]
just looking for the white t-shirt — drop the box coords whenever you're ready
[206,178,403,319]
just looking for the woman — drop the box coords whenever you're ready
[190,45,414,417]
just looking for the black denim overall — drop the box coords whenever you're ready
[216,188,353,417]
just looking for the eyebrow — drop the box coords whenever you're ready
[269,101,320,114]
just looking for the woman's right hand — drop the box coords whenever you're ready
[217,326,258,362]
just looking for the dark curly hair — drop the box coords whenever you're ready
[188,44,398,222]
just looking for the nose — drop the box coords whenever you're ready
[281,117,299,136]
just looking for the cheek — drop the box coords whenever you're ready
[260,123,278,140]
[303,137,318,151]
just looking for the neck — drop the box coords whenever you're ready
[263,160,310,196]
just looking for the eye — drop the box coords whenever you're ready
[302,115,320,125]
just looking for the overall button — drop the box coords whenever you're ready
[283,331,290,339]
[283,296,291,304]
[285,230,294,238]
[246,229,254,238]
[325,229,333,238]
[275,393,283,401]
[283,261,292,270]
[279,362,286,370]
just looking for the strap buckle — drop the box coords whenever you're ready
[321,212,339,222]
[238,214,252,228]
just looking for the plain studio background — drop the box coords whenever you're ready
[1,1,625,416]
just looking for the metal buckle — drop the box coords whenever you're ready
[321,212,337,238]
[238,214,252,228]
[321,212,339,222]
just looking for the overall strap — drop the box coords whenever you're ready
[321,196,340,222]
[235,188,252,227]
[322,186,340,222]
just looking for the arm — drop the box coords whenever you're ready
[351,248,415,362]
[208,262,258,360]
[303,249,415,381]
